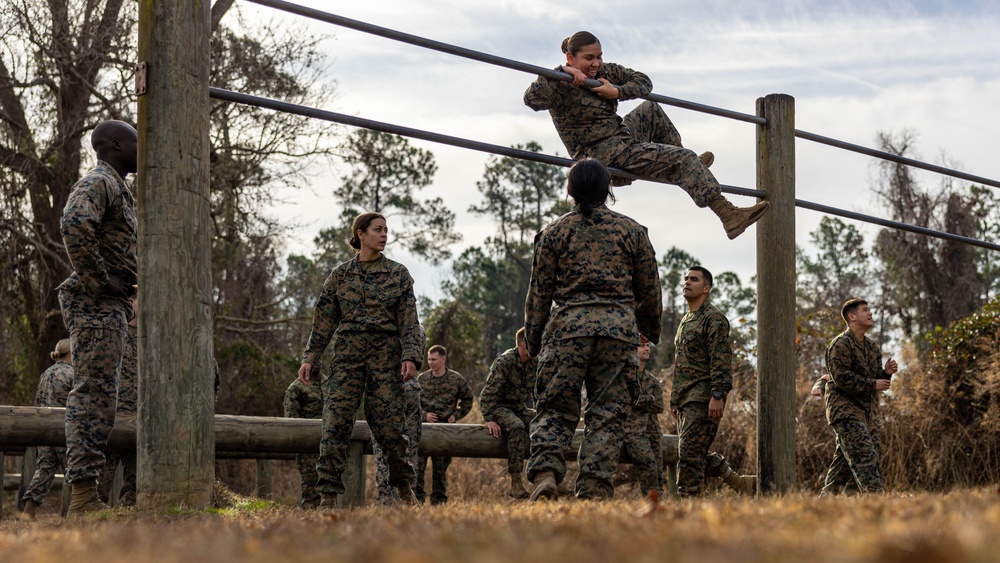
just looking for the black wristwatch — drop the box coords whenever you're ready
[711,391,725,401]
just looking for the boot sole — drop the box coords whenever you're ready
[529,484,558,501]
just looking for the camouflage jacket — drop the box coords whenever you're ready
[58,161,137,315]
[524,204,662,357]
[417,369,473,422]
[824,330,887,425]
[302,255,424,369]
[524,62,652,163]
[634,369,665,414]
[283,378,324,419]
[669,301,733,409]
[480,347,538,420]
[35,360,75,408]
[117,325,138,414]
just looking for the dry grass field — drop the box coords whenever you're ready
[3,488,1000,563]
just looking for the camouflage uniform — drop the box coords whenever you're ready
[98,324,138,506]
[372,379,421,506]
[669,301,733,497]
[525,204,661,499]
[283,377,324,507]
[822,330,888,494]
[524,63,719,206]
[415,368,473,504]
[21,360,75,506]
[621,370,665,494]
[481,348,539,475]
[302,254,424,497]
[58,161,137,485]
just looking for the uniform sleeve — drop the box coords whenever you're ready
[603,62,652,101]
[397,270,425,369]
[524,230,558,356]
[524,68,565,111]
[302,272,342,366]
[454,374,474,421]
[479,355,507,420]
[61,177,115,294]
[707,312,734,395]
[826,338,876,398]
[632,227,663,344]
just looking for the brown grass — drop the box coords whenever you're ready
[3,489,1000,563]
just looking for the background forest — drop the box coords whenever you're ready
[2,0,999,493]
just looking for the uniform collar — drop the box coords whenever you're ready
[95,160,126,187]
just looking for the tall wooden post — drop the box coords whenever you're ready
[136,0,215,508]
[755,93,796,494]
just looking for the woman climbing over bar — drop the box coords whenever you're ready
[524,31,769,239]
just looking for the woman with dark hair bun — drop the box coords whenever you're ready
[298,211,425,507]
[523,158,663,501]
[525,31,769,239]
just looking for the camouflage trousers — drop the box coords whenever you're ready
[622,412,663,494]
[528,336,637,500]
[296,454,320,508]
[316,332,413,495]
[606,100,721,207]
[373,383,421,506]
[491,407,532,475]
[676,401,720,497]
[416,440,451,504]
[96,450,137,506]
[823,418,884,494]
[21,446,66,506]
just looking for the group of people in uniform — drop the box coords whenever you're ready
[16,27,896,519]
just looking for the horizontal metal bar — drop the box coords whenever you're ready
[243,0,766,125]
[795,129,1000,190]
[795,198,1000,252]
[209,87,765,198]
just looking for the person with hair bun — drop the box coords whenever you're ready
[523,158,662,501]
[17,339,75,521]
[524,31,770,240]
[298,212,426,507]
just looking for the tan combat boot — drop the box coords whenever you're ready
[66,478,106,518]
[16,500,39,522]
[698,151,715,168]
[708,194,771,240]
[509,473,529,499]
[319,493,338,509]
[529,471,558,501]
[395,482,418,506]
[721,467,758,496]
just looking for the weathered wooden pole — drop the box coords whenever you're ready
[755,93,797,494]
[136,0,215,508]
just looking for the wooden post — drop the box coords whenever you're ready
[755,93,797,494]
[254,460,273,499]
[1,450,4,518]
[136,0,214,508]
[338,443,366,508]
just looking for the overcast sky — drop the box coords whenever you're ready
[231,0,1000,304]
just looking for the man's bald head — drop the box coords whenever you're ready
[91,120,138,176]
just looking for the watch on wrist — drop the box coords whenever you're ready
[711,391,725,401]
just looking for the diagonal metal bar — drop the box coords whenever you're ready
[209,87,765,198]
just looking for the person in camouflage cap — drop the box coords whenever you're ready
[415,345,473,504]
[372,378,421,506]
[524,158,662,501]
[524,31,769,240]
[97,296,138,507]
[283,364,324,508]
[57,120,138,517]
[481,328,538,499]
[669,266,733,497]
[17,339,74,521]
[822,298,896,494]
[298,212,425,508]
[620,337,664,497]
